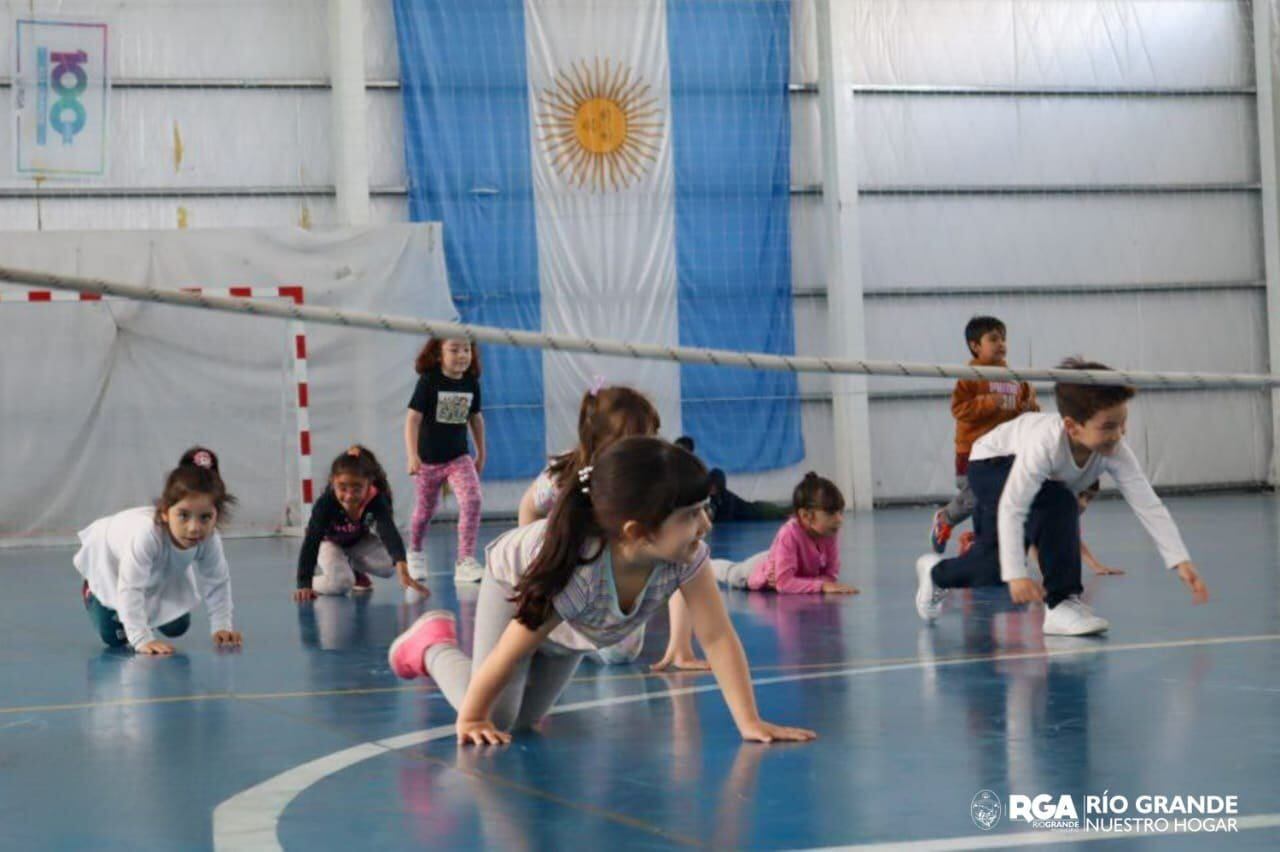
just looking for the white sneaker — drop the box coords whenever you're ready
[1042,595,1109,636]
[407,550,429,581]
[454,556,484,584]
[915,554,949,622]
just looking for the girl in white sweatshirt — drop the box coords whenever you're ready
[75,447,243,655]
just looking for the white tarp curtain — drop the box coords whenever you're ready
[0,224,453,541]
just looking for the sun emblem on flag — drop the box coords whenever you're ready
[538,58,663,192]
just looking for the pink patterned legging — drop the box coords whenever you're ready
[410,454,482,559]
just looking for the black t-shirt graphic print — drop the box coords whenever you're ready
[408,367,482,464]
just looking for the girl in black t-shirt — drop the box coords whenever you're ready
[293,446,428,601]
[405,337,486,583]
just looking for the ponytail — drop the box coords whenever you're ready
[330,444,393,505]
[512,480,603,629]
[156,446,237,527]
[792,471,844,514]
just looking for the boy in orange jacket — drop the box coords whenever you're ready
[931,316,1039,552]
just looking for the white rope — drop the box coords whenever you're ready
[3,263,1277,390]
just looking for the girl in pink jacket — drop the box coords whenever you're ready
[711,473,859,595]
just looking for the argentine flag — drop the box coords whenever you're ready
[395,0,801,479]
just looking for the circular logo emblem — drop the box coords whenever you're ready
[971,790,1002,831]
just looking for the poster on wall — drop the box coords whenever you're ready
[12,18,110,179]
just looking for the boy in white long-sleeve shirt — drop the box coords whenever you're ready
[914,358,1209,636]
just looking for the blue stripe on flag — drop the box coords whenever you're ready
[667,0,803,473]
[393,0,545,479]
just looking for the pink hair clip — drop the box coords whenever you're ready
[192,450,214,470]
[587,375,607,398]
[347,446,362,457]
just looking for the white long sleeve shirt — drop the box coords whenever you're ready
[970,413,1191,582]
[73,507,234,649]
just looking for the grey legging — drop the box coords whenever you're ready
[942,474,977,526]
[426,576,584,731]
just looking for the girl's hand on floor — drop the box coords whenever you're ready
[293,588,318,603]
[457,718,512,746]
[214,630,243,648]
[137,640,175,656]
[396,561,430,597]
[822,582,860,595]
[739,719,817,743]
[1089,563,1125,576]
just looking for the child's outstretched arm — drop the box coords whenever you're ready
[194,535,242,648]
[680,566,817,743]
[651,592,709,671]
[820,536,859,595]
[293,502,327,602]
[469,412,487,475]
[1081,540,1124,576]
[369,495,428,596]
[1107,443,1207,603]
[404,409,424,475]
[456,613,562,745]
[117,535,172,655]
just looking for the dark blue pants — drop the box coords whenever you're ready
[931,456,1082,608]
[84,587,190,648]
[708,469,790,522]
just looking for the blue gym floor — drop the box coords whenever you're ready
[1,494,1278,851]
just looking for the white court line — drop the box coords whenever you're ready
[211,633,1280,851]
[794,813,1280,850]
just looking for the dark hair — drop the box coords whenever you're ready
[514,437,708,630]
[965,316,1007,356]
[155,447,237,527]
[1053,357,1136,424]
[546,386,661,492]
[792,471,845,514]
[674,436,695,453]
[329,444,393,505]
[414,337,482,378]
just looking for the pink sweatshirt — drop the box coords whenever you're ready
[748,517,841,594]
